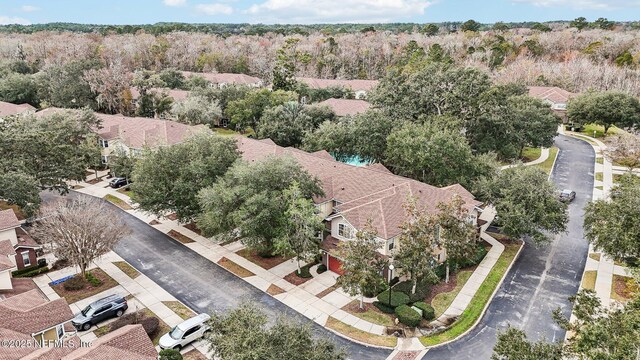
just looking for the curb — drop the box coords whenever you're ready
[547,147,560,181]
[423,239,525,349]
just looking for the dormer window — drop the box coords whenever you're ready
[338,223,353,239]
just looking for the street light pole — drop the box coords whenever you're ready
[388,263,395,306]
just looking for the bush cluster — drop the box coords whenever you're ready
[63,276,86,291]
[376,290,410,308]
[159,348,183,360]
[394,279,433,302]
[372,301,395,314]
[316,264,327,274]
[413,301,436,320]
[395,305,422,327]
[109,312,139,332]
[12,263,49,278]
[140,316,160,336]
[85,272,102,287]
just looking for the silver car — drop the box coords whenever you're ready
[159,313,211,350]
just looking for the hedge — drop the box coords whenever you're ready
[395,305,422,327]
[376,290,410,308]
[394,279,433,302]
[316,264,327,274]
[159,348,183,360]
[12,265,49,278]
[140,316,160,336]
[413,302,435,320]
[372,301,395,314]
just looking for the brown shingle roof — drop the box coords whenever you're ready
[0,209,20,232]
[237,137,481,239]
[0,328,35,360]
[14,227,40,250]
[62,325,157,360]
[316,98,371,117]
[527,86,575,104]
[182,71,262,86]
[298,77,379,92]
[0,101,35,118]
[0,289,74,334]
[21,336,81,360]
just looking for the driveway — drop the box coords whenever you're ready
[423,135,594,359]
[40,191,391,360]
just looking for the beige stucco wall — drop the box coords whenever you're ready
[316,201,333,219]
[0,270,13,290]
[330,216,388,255]
[0,228,17,245]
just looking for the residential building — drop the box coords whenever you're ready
[0,209,42,290]
[528,86,576,122]
[237,138,484,276]
[182,71,263,88]
[0,101,36,120]
[297,77,379,99]
[316,98,371,117]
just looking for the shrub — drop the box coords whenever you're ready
[363,279,388,298]
[296,264,313,278]
[373,301,395,314]
[51,259,69,271]
[85,272,102,287]
[394,279,432,302]
[159,348,183,360]
[13,266,49,278]
[376,290,410,308]
[316,264,327,274]
[395,305,422,327]
[37,258,48,267]
[63,276,86,291]
[413,302,435,320]
[140,316,160,336]
[457,244,488,268]
[109,312,141,332]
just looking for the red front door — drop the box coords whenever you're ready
[328,255,345,275]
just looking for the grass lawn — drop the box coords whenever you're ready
[595,185,603,190]
[534,146,559,175]
[113,261,140,279]
[51,268,118,304]
[116,187,134,197]
[581,124,623,139]
[569,133,599,146]
[217,257,254,278]
[214,128,241,137]
[325,317,397,348]
[595,172,603,182]
[103,194,132,210]
[420,240,522,347]
[142,308,171,346]
[588,253,601,262]
[0,201,26,220]
[596,158,604,164]
[581,271,597,291]
[610,275,638,303]
[520,147,542,163]
[431,270,474,318]
[236,248,292,270]
[266,284,285,296]
[162,301,196,320]
[167,229,194,244]
[343,300,395,327]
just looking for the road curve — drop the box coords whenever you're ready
[423,135,594,359]
[40,191,391,360]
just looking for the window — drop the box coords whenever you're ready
[101,155,109,164]
[21,252,31,267]
[338,223,353,239]
[94,305,110,315]
[57,324,64,338]
[388,241,394,251]
[99,139,109,148]
[183,326,200,338]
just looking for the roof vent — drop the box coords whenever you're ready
[341,187,345,190]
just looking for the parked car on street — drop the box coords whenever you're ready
[559,189,576,202]
[159,313,211,350]
[109,177,128,188]
[72,294,128,331]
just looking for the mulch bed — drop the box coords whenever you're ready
[316,285,339,298]
[236,248,292,270]
[183,222,202,236]
[266,284,285,296]
[217,257,255,278]
[86,178,103,185]
[149,220,161,225]
[166,213,179,221]
[50,268,118,304]
[168,230,194,244]
[183,350,208,360]
[284,271,312,286]
[613,275,636,300]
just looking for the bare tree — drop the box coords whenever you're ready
[31,196,130,278]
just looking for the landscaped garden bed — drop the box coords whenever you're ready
[93,309,170,346]
[342,300,395,327]
[284,262,316,285]
[582,270,597,291]
[51,268,118,304]
[183,349,208,360]
[217,257,254,278]
[103,194,132,210]
[113,261,140,279]
[168,229,194,244]
[611,275,638,303]
[236,248,292,270]
[162,301,196,320]
[430,270,474,318]
[183,222,203,236]
[266,284,285,296]
[325,316,397,348]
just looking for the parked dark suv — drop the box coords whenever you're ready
[72,294,128,331]
[109,177,128,189]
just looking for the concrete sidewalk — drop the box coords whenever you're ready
[500,147,550,170]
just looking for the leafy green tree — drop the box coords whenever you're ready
[273,38,306,92]
[476,165,568,244]
[615,51,634,68]
[0,172,41,218]
[131,134,239,222]
[257,102,335,148]
[461,19,482,32]
[337,221,387,308]
[492,22,510,32]
[385,122,496,188]
[492,326,564,360]
[421,23,439,36]
[158,68,185,89]
[108,147,136,182]
[583,173,640,261]
[226,89,297,131]
[0,73,38,106]
[395,198,439,294]
[206,302,346,360]
[567,91,640,133]
[171,95,221,126]
[295,83,354,103]
[532,22,552,32]
[184,74,209,90]
[593,17,615,30]
[275,182,324,274]
[35,60,100,109]
[570,17,590,31]
[302,120,353,161]
[436,196,479,283]
[193,84,251,114]
[198,156,323,255]
[0,109,101,193]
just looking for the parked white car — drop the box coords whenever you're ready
[159,313,211,350]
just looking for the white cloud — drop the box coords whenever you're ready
[0,16,31,25]
[20,5,40,12]
[246,0,433,23]
[512,0,640,10]
[195,3,234,15]
[163,0,187,6]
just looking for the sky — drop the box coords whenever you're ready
[1,0,640,25]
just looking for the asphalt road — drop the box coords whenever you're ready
[40,191,391,360]
[423,135,594,359]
